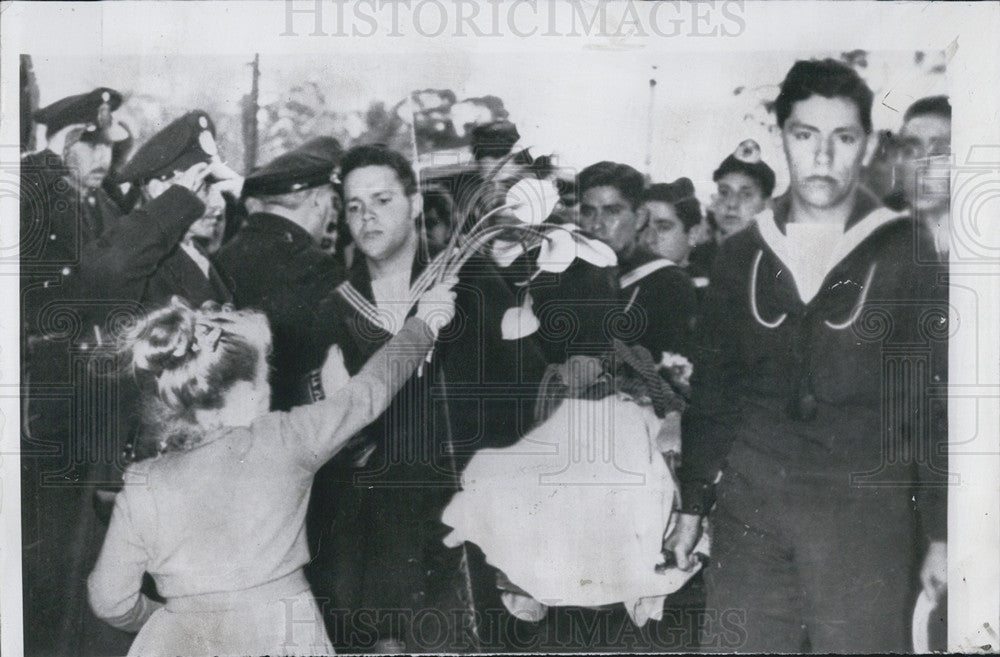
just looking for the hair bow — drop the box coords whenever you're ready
[192,323,223,354]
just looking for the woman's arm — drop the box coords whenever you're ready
[282,282,456,470]
[87,483,162,632]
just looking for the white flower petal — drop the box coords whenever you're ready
[536,229,577,273]
[506,178,562,226]
[571,234,618,268]
[500,294,541,340]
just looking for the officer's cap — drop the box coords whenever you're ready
[34,87,123,141]
[242,136,344,198]
[119,111,218,185]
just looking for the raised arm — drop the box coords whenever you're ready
[76,185,205,294]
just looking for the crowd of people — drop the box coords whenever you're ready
[20,57,950,655]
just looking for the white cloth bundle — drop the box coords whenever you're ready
[442,393,707,626]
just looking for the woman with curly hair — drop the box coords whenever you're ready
[87,282,455,656]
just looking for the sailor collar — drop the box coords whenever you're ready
[754,196,905,305]
[619,257,676,290]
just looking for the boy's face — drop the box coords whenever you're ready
[579,185,639,257]
[781,94,869,212]
[712,172,767,238]
[898,114,951,213]
[640,201,692,264]
[343,165,419,264]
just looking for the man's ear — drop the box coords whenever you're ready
[409,192,424,223]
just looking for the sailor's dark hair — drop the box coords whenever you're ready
[904,95,951,124]
[641,178,703,231]
[577,161,645,210]
[775,58,874,134]
[340,143,418,196]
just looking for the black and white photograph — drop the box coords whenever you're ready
[2,2,999,655]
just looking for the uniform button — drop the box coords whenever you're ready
[49,234,56,241]
[87,197,96,206]
[61,267,71,276]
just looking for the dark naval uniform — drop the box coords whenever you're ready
[77,185,232,311]
[306,251,546,652]
[19,87,146,657]
[618,248,697,360]
[216,212,341,410]
[679,191,948,652]
[215,137,344,411]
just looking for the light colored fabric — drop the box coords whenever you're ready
[370,269,412,335]
[784,222,844,303]
[128,588,333,657]
[442,393,702,622]
[619,258,675,290]
[754,205,904,304]
[88,319,435,654]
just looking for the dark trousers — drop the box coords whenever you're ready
[704,455,916,653]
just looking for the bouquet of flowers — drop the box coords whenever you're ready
[404,171,617,340]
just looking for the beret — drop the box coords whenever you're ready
[712,139,777,198]
[471,120,520,160]
[242,136,343,198]
[34,87,123,139]
[118,110,217,185]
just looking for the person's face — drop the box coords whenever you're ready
[782,95,869,211]
[579,185,639,257]
[343,165,420,264]
[64,140,112,190]
[640,201,692,264]
[184,183,225,245]
[898,114,951,213]
[712,172,767,238]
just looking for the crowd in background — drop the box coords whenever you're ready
[19,56,950,656]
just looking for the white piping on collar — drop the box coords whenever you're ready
[754,205,904,304]
[619,258,675,289]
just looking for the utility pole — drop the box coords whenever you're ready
[645,64,657,180]
[243,53,261,173]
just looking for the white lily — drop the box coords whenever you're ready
[571,232,618,268]
[506,177,562,226]
[501,292,541,340]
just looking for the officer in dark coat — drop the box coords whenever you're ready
[214,136,345,411]
[79,110,239,312]
[21,88,132,339]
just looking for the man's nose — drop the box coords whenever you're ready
[815,138,834,166]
